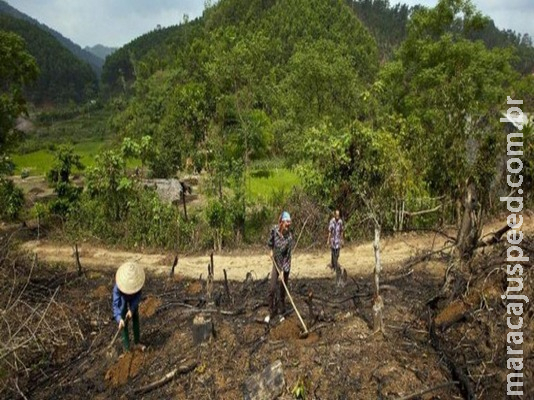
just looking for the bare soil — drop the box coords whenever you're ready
[1,216,532,399]
[19,213,531,283]
[21,231,445,281]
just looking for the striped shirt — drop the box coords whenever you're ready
[268,226,293,272]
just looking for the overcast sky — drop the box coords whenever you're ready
[6,0,534,48]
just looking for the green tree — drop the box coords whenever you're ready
[382,0,516,207]
[297,120,414,233]
[0,30,38,174]
[85,150,134,221]
[0,30,38,221]
[47,145,85,215]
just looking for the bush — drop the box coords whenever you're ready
[125,189,182,249]
[0,180,24,221]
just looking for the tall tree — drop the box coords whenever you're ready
[0,30,37,220]
[382,0,516,231]
[0,30,38,173]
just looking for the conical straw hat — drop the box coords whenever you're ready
[116,261,145,294]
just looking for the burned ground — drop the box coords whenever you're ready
[0,236,532,400]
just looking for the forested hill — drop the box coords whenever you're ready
[103,0,534,91]
[0,0,104,74]
[101,19,204,92]
[0,14,98,105]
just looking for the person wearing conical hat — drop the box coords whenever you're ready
[112,261,146,352]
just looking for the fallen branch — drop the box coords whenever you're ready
[308,322,332,334]
[165,302,245,316]
[395,381,458,400]
[382,269,413,284]
[134,361,197,395]
[429,319,475,400]
[403,204,442,218]
[403,228,457,243]
[476,223,512,248]
[313,292,372,305]
[403,244,454,269]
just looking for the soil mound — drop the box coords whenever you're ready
[104,350,145,387]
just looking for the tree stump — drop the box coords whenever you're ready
[192,313,214,345]
[243,360,285,400]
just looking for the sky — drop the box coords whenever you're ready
[6,0,534,48]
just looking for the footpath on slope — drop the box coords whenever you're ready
[20,232,443,281]
[18,213,531,281]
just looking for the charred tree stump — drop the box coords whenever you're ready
[170,255,178,278]
[223,269,232,304]
[206,265,214,304]
[304,289,318,327]
[192,314,214,345]
[74,243,83,276]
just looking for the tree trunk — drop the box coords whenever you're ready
[372,225,385,334]
[456,180,481,261]
[181,188,188,221]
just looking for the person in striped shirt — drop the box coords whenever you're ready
[267,211,293,320]
[327,209,344,285]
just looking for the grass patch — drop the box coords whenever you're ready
[12,141,112,175]
[12,107,130,176]
[247,167,300,202]
[13,141,141,176]
[18,108,114,154]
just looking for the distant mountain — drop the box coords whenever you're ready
[0,14,98,105]
[0,0,103,75]
[85,44,117,60]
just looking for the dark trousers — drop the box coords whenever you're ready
[268,263,289,317]
[121,307,140,351]
[331,247,341,281]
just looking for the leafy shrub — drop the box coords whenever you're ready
[0,180,25,221]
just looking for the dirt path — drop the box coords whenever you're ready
[20,232,444,281]
[19,213,531,281]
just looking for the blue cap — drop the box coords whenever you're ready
[281,211,291,221]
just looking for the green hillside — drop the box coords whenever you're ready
[0,14,98,105]
[0,0,104,74]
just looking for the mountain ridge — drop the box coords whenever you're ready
[84,44,117,60]
[0,0,104,75]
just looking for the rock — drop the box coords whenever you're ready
[243,360,285,400]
